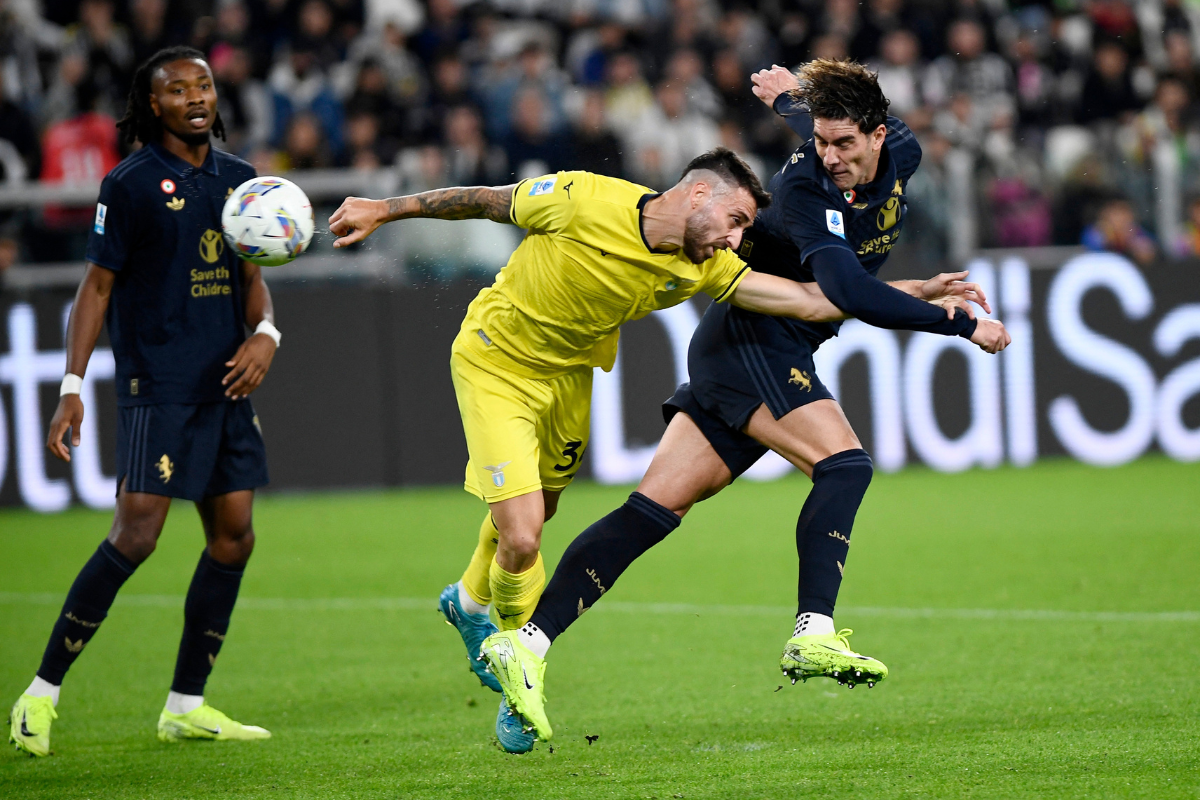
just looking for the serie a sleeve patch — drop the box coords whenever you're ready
[529,178,557,196]
[825,209,846,239]
[94,203,107,235]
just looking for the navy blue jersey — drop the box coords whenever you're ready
[740,94,958,344]
[86,143,257,406]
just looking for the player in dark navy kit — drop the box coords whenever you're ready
[487,60,1011,732]
[9,47,277,757]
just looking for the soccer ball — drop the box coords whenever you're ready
[221,176,314,267]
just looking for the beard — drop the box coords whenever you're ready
[167,124,212,147]
[682,210,716,263]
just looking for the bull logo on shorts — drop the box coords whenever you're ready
[789,368,813,392]
[485,461,511,488]
[156,454,175,483]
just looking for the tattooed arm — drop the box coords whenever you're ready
[329,185,518,248]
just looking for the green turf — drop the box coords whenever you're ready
[1,457,1198,798]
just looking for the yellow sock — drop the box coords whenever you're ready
[460,514,499,606]
[489,553,545,630]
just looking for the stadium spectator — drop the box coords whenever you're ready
[343,58,411,150]
[1172,195,1200,258]
[603,50,654,138]
[128,0,169,69]
[442,104,507,186]
[63,0,133,118]
[923,19,1013,120]
[339,107,389,168]
[503,86,571,181]
[851,0,907,65]
[1082,196,1157,266]
[1078,40,1142,124]
[410,0,468,67]
[482,41,569,143]
[626,80,719,189]
[212,44,274,155]
[872,29,924,117]
[269,43,344,156]
[664,48,720,120]
[0,63,40,180]
[281,111,332,170]
[568,90,624,179]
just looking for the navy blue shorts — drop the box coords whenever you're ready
[663,302,834,479]
[116,401,269,502]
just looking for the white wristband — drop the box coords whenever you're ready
[254,320,281,348]
[60,373,83,396]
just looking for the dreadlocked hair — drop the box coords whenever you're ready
[789,59,889,134]
[117,46,226,145]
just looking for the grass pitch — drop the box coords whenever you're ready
[1,457,1198,799]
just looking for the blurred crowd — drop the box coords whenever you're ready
[4,0,1200,271]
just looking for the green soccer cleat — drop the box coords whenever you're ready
[9,694,57,757]
[157,704,271,742]
[780,628,888,689]
[479,630,552,742]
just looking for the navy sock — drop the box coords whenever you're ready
[796,449,874,617]
[171,551,245,695]
[530,492,681,641]
[37,540,137,684]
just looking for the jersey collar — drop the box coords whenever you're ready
[636,192,662,253]
[148,142,220,177]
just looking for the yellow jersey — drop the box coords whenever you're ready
[459,171,751,377]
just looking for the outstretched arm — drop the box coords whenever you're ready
[728,271,846,322]
[329,184,518,248]
[811,247,1009,352]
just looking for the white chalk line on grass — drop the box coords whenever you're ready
[0,592,1196,623]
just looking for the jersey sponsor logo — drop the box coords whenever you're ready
[484,461,511,488]
[166,196,185,211]
[529,178,557,196]
[826,209,846,239]
[94,203,107,234]
[199,229,225,264]
[788,368,813,391]
[857,230,900,256]
[160,179,176,194]
[64,636,85,653]
[156,454,175,483]
[877,197,901,231]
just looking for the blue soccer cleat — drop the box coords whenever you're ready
[439,583,501,692]
[495,696,535,754]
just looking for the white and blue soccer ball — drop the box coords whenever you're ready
[221,176,314,267]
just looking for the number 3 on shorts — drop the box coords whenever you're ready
[553,440,583,473]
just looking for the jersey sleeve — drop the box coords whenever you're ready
[84,175,135,272]
[773,93,814,140]
[779,179,857,262]
[703,249,752,303]
[508,171,582,233]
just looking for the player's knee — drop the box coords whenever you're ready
[109,522,160,564]
[211,522,255,566]
[498,527,542,560]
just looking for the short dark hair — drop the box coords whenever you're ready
[679,147,771,210]
[117,46,226,145]
[789,59,889,134]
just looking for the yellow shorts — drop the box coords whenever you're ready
[450,330,592,503]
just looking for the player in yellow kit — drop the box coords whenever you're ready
[329,148,857,746]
